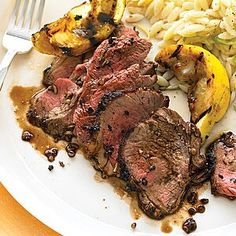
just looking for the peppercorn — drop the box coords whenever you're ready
[182,218,197,234]
[22,130,34,142]
[48,165,54,171]
[200,198,209,205]
[131,222,137,230]
[149,165,156,171]
[66,143,79,158]
[197,205,205,213]
[44,147,58,162]
[186,192,198,205]
[188,207,197,216]
[141,178,148,186]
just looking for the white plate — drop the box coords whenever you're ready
[1,1,236,235]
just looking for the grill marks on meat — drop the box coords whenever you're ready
[87,89,169,176]
[206,132,236,199]
[119,108,207,219]
[27,78,80,141]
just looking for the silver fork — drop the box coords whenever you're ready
[0,0,45,91]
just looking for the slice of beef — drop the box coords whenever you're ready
[119,108,209,220]
[206,132,236,199]
[73,63,158,145]
[80,31,152,99]
[27,78,80,141]
[42,25,137,87]
[43,56,82,87]
[112,24,139,38]
[73,28,153,145]
[69,62,89,87]
[85,89,169,176]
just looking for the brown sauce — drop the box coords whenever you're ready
[94,172,142,220]
[107,177,127,198]
[94,169,209,228]
[161,220,173,233]
[129,198,142,220]
[9,85,61,154]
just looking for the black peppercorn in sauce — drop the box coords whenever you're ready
[182,218,197,234]
[196,205,205,213]
[186,192,198,205]
[22,130,34,142]
[200,198,209,205]
[66,143,79,158]
[188,207,197,216]
[10,86,61,154]
[44,147,58,162]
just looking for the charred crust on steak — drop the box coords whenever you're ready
[117,138,132,182]
[118,158,130,181]
[26,108,39,126]
[206,132,236,199]
[96,91,123,115]
[81,122,100,134]
[116,108,208,219]
[103,144,114,158]
[137,192,165,220]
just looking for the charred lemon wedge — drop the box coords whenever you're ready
[32,0,126,56]
[155,45,230,142]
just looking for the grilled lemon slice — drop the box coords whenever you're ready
[32,0,126,56]
[156,45,230,142]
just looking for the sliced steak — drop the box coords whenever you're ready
[27,78,80,141]
[43,56,82,87]
[112,24,139,38]
[69,61,89,87]
[73,28,153,145]
[80,32,152,99]
[86,89,169,176]
[119,108,209,219]
[73,63,157,145]
[206,132,236,199]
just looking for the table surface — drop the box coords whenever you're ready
[0,183,60,236]
[0,2,59,235]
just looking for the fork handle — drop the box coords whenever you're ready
[0,49,18,91]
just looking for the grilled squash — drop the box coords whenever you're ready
[32,0,126,56]
[156,45,230,142]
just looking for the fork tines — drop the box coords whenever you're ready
[7,0,45,39]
